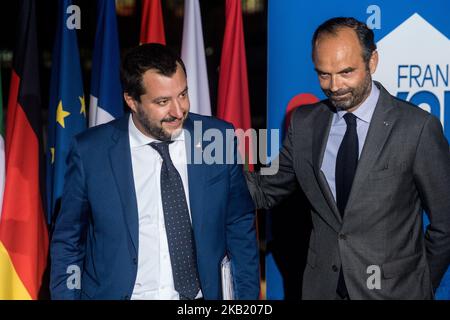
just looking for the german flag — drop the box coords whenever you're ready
[0,0,48,300]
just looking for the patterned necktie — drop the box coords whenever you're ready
[150,141,201,300]
[335,112,358,299]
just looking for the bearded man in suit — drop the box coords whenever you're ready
[50,43,260,300]
[246,17,450,299]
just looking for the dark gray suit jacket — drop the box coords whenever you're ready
[247,82,450,299]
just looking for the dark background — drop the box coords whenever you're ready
[0,0,267,130]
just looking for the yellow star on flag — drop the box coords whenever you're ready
[50,147,55,164]
[79,96,86,117]
[56,100,71,128]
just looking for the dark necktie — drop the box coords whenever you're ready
[335,112,358,299]
[150,141,201,300]
[335,113,359,216]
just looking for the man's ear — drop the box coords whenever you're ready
[124,93,137,112]
[369,50,379,74]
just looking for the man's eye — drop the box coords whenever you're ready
[319,73,329,79]
[156,100,168,106]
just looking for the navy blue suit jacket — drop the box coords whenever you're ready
[50,113,260,300]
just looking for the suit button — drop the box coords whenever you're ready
[332,265,338,272]
[339,234,347,240]
[133,258,137,265]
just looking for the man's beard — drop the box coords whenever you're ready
[324,73,372,110]
[136,107,186,141]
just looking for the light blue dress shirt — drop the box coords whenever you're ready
[320,82,380,201]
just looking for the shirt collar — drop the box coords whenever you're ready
[336,81,380,124]
[128,114,185,148]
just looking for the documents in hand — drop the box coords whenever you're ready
[221,255,234,300]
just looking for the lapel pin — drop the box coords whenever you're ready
[383,121,389,126]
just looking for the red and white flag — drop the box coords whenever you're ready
[181,0,211,116]
[217,0,254,170]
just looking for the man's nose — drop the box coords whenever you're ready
[329,75,343,93]
[169,100,184,118]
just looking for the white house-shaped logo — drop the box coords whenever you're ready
[373,13,449,128]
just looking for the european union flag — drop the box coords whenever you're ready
[89,0,124,127]
[47,0,87,223]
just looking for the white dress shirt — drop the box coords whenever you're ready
[128,115,200,300]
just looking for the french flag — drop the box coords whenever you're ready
[89,0,124,127]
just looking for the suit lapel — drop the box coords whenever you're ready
[184,115,206,235]
[109,115,139,254]
[346,84,397,211]
[312,105,343,225]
